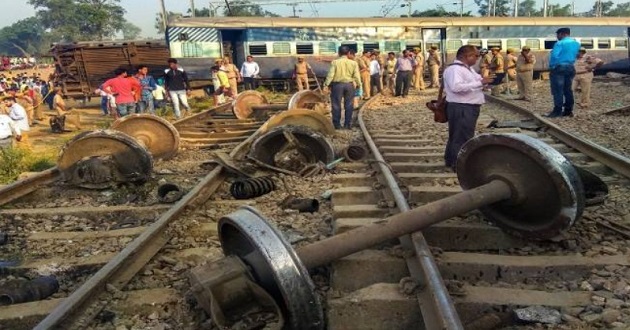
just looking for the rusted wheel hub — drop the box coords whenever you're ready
[232,91,269,119]
[265,109,335,135]
[287,90,327,110]
[58,130,153,189]
[111,114,180,160]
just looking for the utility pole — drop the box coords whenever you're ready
[407,0,412,17]
[460,0,464,17]
[190,0,196,17]
[487,0,491,16]
[514,0,518,17]
[596,0,602,17]
[224,0,232,15]
[159,0,168,31]
[543,0,548,17]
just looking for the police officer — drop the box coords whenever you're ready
[515,45,536,101]
[479,48,491,78]
[505,48,518,94]
[489,47,505,96]
[412,47,425,91]
[427,46,441,88]
[358,51,371,99]
[384,52,397,95]
[573,47,603,109]
[294,55,312,91]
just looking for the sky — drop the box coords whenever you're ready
[0,0,626,38]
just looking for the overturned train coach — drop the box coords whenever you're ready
[167,16,630,84]
[51,41,170,99]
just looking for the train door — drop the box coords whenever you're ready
[422,28,446,64]
[220,30,245,68]
[627,28,630,68]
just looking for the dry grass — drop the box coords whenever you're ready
[0,146,56,184]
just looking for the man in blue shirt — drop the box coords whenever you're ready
[547,27,580,118]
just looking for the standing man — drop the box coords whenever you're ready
[211,64,232,105]
[374,49,386,91]
[0,107,21,149]
[135,65,157,114]
[103,68,141,117]
[443,45,494,171]
[358,51,371,99]
[369,53,382,96]
[164,58,191,119]
[547,27,580,118]
[395,50,415,97]
[427,46,441,88]
[223,56,241,96]
[322,46,361,130]
[3,96,29,140]
[384,52,397,95]
[515,46,536,101]
[294,56,312,91]
[412,47,425,91]
[240,55,260,90]
[478,48,491,78]
[489,47,505,96]
[573,47,603,109]
[505,48,518,94]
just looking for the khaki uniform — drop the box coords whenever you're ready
[427,51,441,88]
[294,61,311,91]
[54,94,81,130]
[357,56,371,98]
[385,58,397,94]
[224,63,240,96]
[573,55,602,108]
[412,52,425,90]
[479,54,492,78]
[377,54,386,90]
[506,53,518,93]
[516,53,536,101]
[490,53,505,96]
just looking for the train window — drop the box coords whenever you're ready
[406,43,420,51]
[384,41,401,52]
[614,39,628,49]
[319,41,337,54]
[272,42,291,55]
[544,40,556,50]
[598,39,611,49]
[249,44,268,56]
[506,39,521,50]
[581,39,594,49]
[297,43,314,55]
[487,39,501,49]
[363,42,379,52]
[447,40,463,51]
[526,39,540,50]
[467,39,482,47]
[341,42,358,53]
[181,42,202,58]
[469,32,480,39]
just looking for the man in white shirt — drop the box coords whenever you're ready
[240,55,260,90]
[4,97,30,134]
[442,45,493,171]
[0,109,21,149]
[369,53,382,96]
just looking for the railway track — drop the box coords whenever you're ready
[327,92,630,329]
[0,100,270,329]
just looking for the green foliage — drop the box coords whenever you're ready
[410,5,472,17]
[28,0,127,41]
[0,17,47,56]
[0,147,55,184]
[223,1,281,17]
[155,11,183,34]
[121,22,142,40]
[474,0,512,16]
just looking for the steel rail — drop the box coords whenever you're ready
[486,95,630,179]
[357,95,464,330]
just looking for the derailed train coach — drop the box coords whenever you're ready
[166,16,630,84]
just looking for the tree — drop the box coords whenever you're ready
[121,22,141,40]
[607,1,630,16]
[410,5,472,17]
[473,0,512,16]
[28,0,127,41]
[223,0,280,17]
[154,11,183,34]
[0,17,47,56]
[547,3,572,16]
[518,0,541,16]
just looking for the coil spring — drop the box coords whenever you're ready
[230,176,276,200]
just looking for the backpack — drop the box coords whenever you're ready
[49,115,65,133]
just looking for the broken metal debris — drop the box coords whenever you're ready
[0,276,59,306]
[487,119,541,131]
[230,176,276,200]
[574,166,608,206]
[513,306,562,324]
[341,144,367,162]
[157,183,184,203]
[110,114,180,160]
[279,196,320,213]
[248,125,335,175]
[264,109,334,135]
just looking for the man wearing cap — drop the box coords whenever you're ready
[211,64,232,105]
[515,46,536,101]
[412,47,425,91]
[427,46,441,88]
[223,56,241,96]
[293,56,312,91]
[505,48,518,94]
[489,47,505,96]
[573,47,603,109]
[547,27,580,118]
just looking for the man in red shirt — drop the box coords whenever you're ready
[102,68,141,116]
